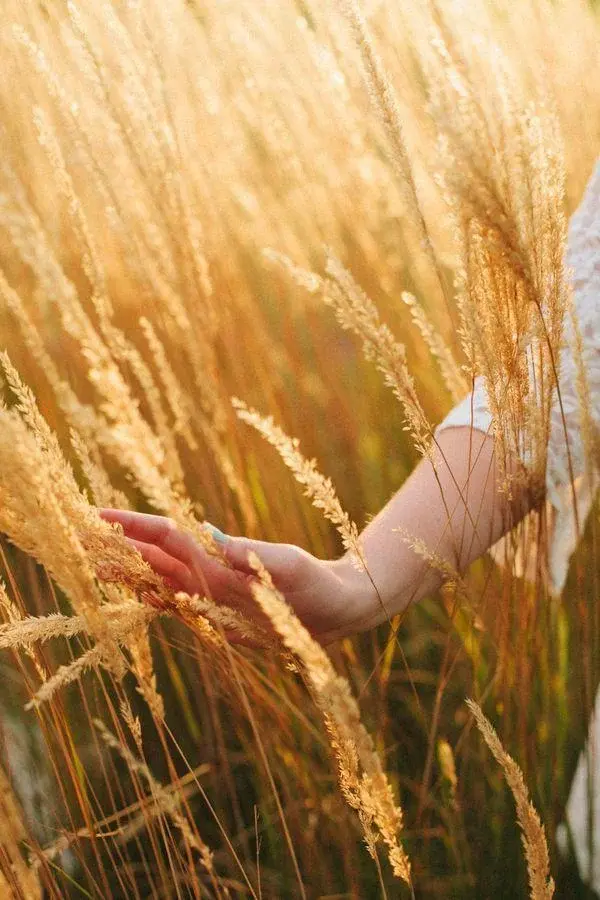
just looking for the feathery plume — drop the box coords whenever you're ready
[179,593,275,649]
[69,429,132,510]
[26,644,118,710]
[232,398,363,565]
[0,764,41,899]
[402,291,468,402]
[0,353,114,644]
[0,580,47,679]
[139,317,199,451]
[333,0,444,299]
[247,551,411,884]
[95,719,218,882]
[324,251,432,454]
[466,699,554,899]
[0,609,86,650]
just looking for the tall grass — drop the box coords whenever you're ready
[0,0,598,896]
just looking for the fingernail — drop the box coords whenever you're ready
[204,523,229,544]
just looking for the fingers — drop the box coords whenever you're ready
[113,522,252,602]
[99,509,200,568]
[99,509,169,542]
[98,508,305,595]
[128,539,194,592]
[100,509,256,580]
[224,539,309,593]
[98,510,281,648]
[223,536,285,574]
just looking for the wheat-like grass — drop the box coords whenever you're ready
[174,592,275,650]
[0,0,597,893]
[232,397,364,564]
[401,291,468,403]
[0,579,48,680]
[418,8,569,493]
[0,763,42,899]
[324,252,433,455]
[0,604,140,651]
[94,718,222,890]
[264,247,434,456]
[467,699,555,899]
[247,550,411,884]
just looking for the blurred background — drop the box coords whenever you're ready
[0,0,599,896]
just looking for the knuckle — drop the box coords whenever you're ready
[168,557,186,577]
[168,561,192,587]
[285,545,309,577]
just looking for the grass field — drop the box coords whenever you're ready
[0,1,599,896]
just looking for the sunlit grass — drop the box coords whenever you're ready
[0,0,598,896]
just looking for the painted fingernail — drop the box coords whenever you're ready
[204,523,229,544]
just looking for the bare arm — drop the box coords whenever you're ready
[99,425,537,645]
[323,424,536,639]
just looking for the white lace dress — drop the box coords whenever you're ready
[437,159,600,890]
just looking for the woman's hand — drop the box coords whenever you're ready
[97,509,380,646]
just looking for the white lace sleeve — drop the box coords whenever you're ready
[434,378,493,437]
[436,158,600,594]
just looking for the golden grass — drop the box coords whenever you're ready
[467,699,555,899]
[0,0,597,895]
[248,550,411,885]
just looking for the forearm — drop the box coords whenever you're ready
[333,426,537,631]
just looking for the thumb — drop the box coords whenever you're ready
[224,536,289,576]
[203,524,297,579]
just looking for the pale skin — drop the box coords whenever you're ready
[99,425,536,646]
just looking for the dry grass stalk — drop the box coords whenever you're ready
[247,551,411,884]
[0,352,116,646]
[139,317,199,452]
[99,322,187,494]
[0,347,242,710]
[179,593,275,649]
[1,608,87,651]
[0,580,47,680]
[420,10,568,493]
[0,378,172,708]
[466,699,554,899]
[262,248,324,296]
[26,643,119,710]
[0,134,220,559]
[69,429,132,511]
[266,247,433,455]
[324,252,433,455]
[333,0,443,295]
[232,397,364,566]
[0,354,215,715]
[402,291,468,403]
[35,762,209,868]
[143,299,259,526]
[393,526,466,589]
[22,8,255,527]
[0,266,88,427]
[126,627,165,721]
[0,764,42,900]
[0,0,596,892]
[94,718,220,888]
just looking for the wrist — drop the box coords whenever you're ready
[326,553,393,639]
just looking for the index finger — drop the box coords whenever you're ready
[98,509,200,567]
